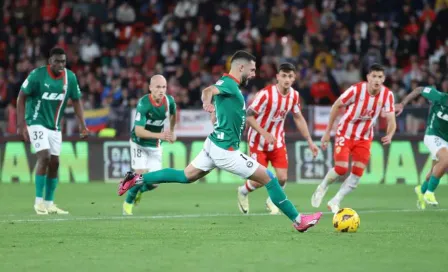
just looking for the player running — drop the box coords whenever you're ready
[118,51,322,232]
[395,85,448,209]
[311,64,396,213]
[17,47,88,215]
[237,63,319,215]
[122,75,177,215]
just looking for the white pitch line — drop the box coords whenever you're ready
[1,208,448,224]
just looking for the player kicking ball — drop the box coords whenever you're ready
[395,85,448,208]
[17,47,88,215]
[237,63,319,215]
[118,51,322,232]
[311,64,397,213]
[122,75,177,215]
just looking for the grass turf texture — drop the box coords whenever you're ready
[0,183,447,272]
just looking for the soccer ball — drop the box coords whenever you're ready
[332,208,360,233]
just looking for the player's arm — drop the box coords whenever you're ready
[396,86,448,115]
[70,73,88,138]
[381,91,396,145]
[16,90,29,141]
[246,108,276,144]
[321,96,347,150]
[168,96,177,143]
[201,85,220,113]
[292,110,319,157]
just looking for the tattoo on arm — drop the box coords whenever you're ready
[246,108,256,117]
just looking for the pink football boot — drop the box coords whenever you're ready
[118,172,142,196]
[293,212,323,232]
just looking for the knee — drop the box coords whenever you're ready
[334,165,348,176]
[351,166,365,177]
[50,158,60,170]
[277,175,287,185]
[38,155,51,168]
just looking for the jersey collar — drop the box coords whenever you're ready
[223,73,240,85]
[149,94,165,107]
[47,65,65,80]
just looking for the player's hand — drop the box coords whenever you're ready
[160,131,173,142]
[17,125,29,142]
[394,103,404,116]
[262,132,276,145]
[80,126,89,139]
[203,103,215,113]
[308,142,319,158]
[321,132,331,150]
[381,134,393,145]
[168,133,177,143]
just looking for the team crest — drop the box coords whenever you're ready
[336,146,341,154]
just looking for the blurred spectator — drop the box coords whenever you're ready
[116,2,136,24]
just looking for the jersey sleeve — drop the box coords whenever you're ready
[168,95,176,115]
[20,70,38,96]
[134,99,148,127]
[421,87,448,105]
[214,79,233,96]
[249,90,268,114]
[340,85,357,106]
[382,91,395,113]
[69,73,82,100]
[292,91,301,114]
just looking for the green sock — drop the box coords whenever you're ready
[142,168,189,185]
[140,184,157,193]
[44,177,58,201]
[125,185,142,204]
[421,179,429,194]
[265,177,299,222]
[427,175,440,193]
[35,175,46,198]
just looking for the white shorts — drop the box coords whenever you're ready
[424,135,448,161]
[191,138,259,179]
[129,140,162,171]
[28,125,62,156]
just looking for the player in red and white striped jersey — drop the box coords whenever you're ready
[237,63,319,215]
[311,64,397,213]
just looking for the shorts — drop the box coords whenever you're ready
[28,125,62,156]
[249,146,288,169]
[129,140,162,171]
[424,135,448,161]
[333,136,371,165]
[192,138,259,179]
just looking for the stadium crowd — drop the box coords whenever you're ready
[1,0,448,135]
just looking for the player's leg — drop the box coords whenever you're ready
[28,125,51,215]
[327,140,371,213]
[311,137,350,208]
[422,135,448,205]
[265,147,289,215]
[45,130,68,214]
[118,140,214,196]
[237,149,268,214]
[415,160,434,210]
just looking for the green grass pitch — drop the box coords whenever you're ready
[1,183,447,272]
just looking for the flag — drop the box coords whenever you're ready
[84,107,110,132]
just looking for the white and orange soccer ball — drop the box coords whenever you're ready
[332,208,360,233]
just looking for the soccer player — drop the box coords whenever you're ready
[395,85,448,208]
[237,63,319,215]
[17,47,88,215]
[122,74,176,215]
[118,51,322,232]
[311,64,396,213]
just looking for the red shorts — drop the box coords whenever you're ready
[333,136,371,165]
[249,146,288,169]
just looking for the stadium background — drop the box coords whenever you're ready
[1,0,448,184]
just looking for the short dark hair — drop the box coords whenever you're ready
[278,62,296,73]
[369,63,385,73]
[230,50,256,64]
[50,47,66,57]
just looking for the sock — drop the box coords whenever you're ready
[45,200,53,207]
[35,197,43,205]
[421,179,429,194]
[35,175,46,199]
[142,168,189,185]
[427,175,440,193]
[331,174,360,203]
[140,184,158,193]
[265,177,300,222]
[44,177,58,202]
[126,185,142,204]
[322,168,341,187]
[239,180,256,195]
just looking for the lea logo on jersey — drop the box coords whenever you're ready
[42,92,64,101]
[146,119,165,126]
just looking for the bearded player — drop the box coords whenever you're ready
[17,47,88,215]
[396,85,448,209]
[311,64,396,213]
[122,75,177,215]
[118,50,322,232]
[237,63,319,215]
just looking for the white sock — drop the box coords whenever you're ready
[331,173,360,203]
[322,168,341,187]
[294,214,301,224]
[45,200,54,207]
[35,197,43,205]
[239,180,256,195]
